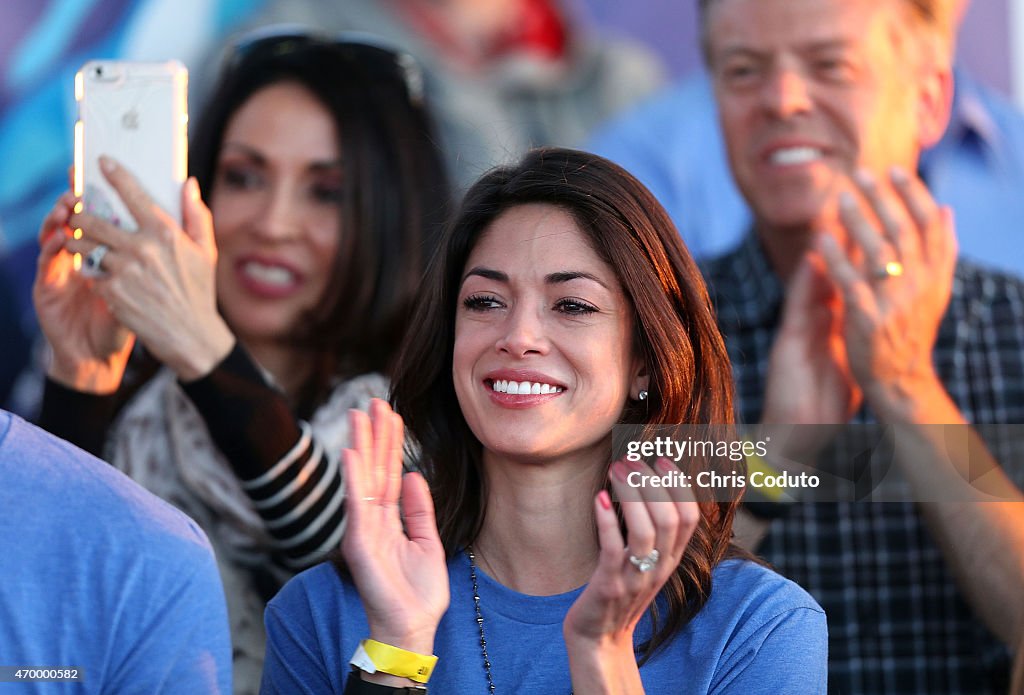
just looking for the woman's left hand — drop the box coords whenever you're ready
[563,458,699,691]
[64,157,234,380]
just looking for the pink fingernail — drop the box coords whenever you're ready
[99,156,114,173]
[597,490,612,510]
[611,461,629,482]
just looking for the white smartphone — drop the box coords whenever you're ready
[74,60,188,274]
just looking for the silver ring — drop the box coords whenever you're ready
[872,261,904,279]
[85,244,109,273]
[627,548,660,573]
[361,496,376,502]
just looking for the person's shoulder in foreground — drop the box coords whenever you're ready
[261,556,827,694]
[0,410,232,694]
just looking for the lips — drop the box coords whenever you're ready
[483,370,567,409]
[760,140,830,168]
[768,146,824,166]
[235,255,303,299]
[491,379,564,395]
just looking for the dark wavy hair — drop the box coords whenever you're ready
[190,33,450,416]
[390,147,745,659]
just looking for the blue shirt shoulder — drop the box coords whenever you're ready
[0,411,233,694]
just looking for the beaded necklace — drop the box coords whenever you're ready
[466,546,573,695]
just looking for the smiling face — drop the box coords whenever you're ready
[706,0,949,233]
[209,81,343,348]
[452,203,646,465]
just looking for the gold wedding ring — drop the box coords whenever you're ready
[873,261,904,279]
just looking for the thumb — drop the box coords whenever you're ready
[779,252,820,331]
[400,472,441,546]
[181,177,215,254]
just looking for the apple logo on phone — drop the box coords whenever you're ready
[122,109,139,130]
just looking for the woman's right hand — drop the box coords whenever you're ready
[341,399,449,658]
[33,191,134,393]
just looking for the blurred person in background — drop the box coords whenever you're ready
[246,0,665,189]
[0,0,257,418]
[693,0,1024,692]
[33,33,449,694]
[589,0,1024,279]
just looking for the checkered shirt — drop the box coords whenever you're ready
[701,234,1024,695]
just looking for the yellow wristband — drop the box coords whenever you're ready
[351,639,438,684]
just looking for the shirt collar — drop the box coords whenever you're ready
[923,68,1001,170]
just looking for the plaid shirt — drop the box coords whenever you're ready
[701,234,1024,695]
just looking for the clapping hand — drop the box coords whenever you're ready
[563,458,698,690]
[340,399,449,656]
[819,167,955,419]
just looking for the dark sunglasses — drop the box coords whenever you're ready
[222,25,425,104]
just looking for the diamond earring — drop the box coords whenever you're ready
[638,390,648,401]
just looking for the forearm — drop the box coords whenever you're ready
[180,344,345,568]
[871,379,1024,649]
[565,633,645,695]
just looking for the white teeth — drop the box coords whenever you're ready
[243,261,295,286]
[490,379,564,395]
[770,147,822,166]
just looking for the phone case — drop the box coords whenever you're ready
[74,60,188,270]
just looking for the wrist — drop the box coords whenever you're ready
[172,321,235,381]
[862,370,950,424]
[563,629,639,694]
[563,626,633,661]
[350,638,437,687]
[48,353,125,394]
[366,631,437,660]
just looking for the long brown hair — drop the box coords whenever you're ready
[191,34,450,416]
[390,147,744,659]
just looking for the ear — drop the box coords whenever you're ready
[916,40,954,149]
[630,358,650,402]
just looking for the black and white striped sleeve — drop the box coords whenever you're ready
[179,344,346,569]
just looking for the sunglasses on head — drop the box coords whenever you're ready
[222,25,425,104]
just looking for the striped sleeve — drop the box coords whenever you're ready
[179,344,345,569]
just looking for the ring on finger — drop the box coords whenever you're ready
[84,244,109,273]
[872,260,904,280]
[627,548,661,573]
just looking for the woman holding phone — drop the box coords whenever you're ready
[261,148,827,694]
[34,32,449,693]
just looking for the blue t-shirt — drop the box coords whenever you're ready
[0,411,232,694]
[262,553,827,693]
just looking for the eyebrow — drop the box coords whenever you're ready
[219,142,343,171]
[462,266,610,289]
[715,39,854,62]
